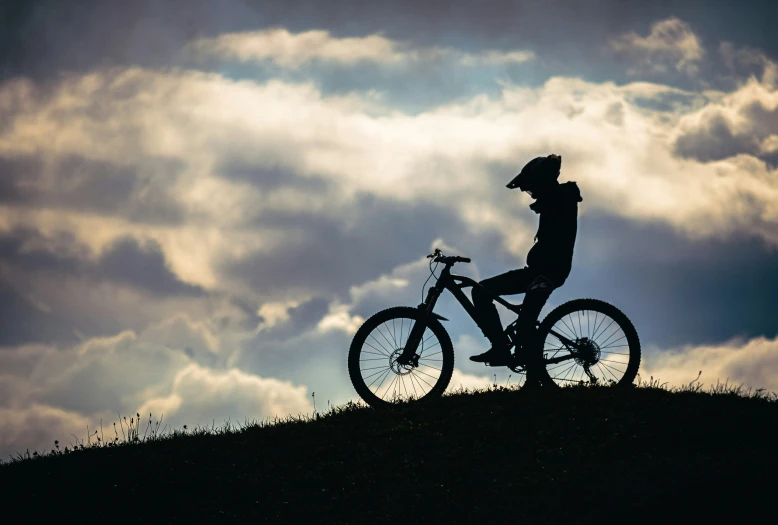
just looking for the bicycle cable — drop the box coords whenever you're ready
[420,257,440,303]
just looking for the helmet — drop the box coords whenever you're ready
[506,154,562,193]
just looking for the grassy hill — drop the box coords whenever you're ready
[2,382,777,524]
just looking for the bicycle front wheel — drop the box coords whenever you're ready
[534,299,641,388]
[348,306,454,408]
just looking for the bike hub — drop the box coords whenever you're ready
[390,348,417,374]
[574,337,601,367]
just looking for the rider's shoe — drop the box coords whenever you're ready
[469,344,512,365]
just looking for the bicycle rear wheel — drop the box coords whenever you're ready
[534,299,641,388]
[348,306,454,408]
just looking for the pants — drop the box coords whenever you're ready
[471,267,566,347]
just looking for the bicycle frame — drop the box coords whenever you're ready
[398,261,582,366]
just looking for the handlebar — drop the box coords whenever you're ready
[426,248,470,265]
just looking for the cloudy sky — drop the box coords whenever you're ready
[1,0,777,456]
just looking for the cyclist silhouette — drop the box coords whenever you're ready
[470,154,582,366]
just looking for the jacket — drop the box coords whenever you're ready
[525,181,582,279]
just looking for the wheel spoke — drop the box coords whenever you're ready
[552,323,577,342]
[592,318,615,343]
[408,370,419,398]
[578,310,583,337]
[367,368,392,388]
[545,345,567,360]
[376,324,397,352]
[362,349,388,358]
[411,371,435,390]
[561,316,578,339]
[362,368,390,381]
[591,313,608,341]
[597,362,620,382]
[414,368,441,381]
[598,327,624,348]
[381,374,399,400]
[546,360,574,372]
[367,335,391,355]
[600,360,626,375]
[364,341,390,356]
[586,310,591,339]
[419,340,440,357]
[563,363,579,381]
[600,334,627,348]
[599,358,627,367]
[374,368,394,393]
[552,364,577,381]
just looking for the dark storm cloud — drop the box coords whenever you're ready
[216,161,330,192]
[0,283,79,346]
[5,0,777,91]
[302,60,541,113]
[260,297,330,341]
[674,114,755,162]
[0,229,207,346]
[674,104,778,167]
[226,192,506,302]
[227,196,460,299]
[0,228,203,300]
[628,90,701,113]
[96,237,205,296]
[0,154,185,224]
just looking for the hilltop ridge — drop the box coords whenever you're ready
[2,384,777,523]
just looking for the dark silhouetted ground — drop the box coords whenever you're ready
[1,384,777,523]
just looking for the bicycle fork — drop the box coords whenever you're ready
[396,285,443,367]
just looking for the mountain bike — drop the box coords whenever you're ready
[348,249,641,408]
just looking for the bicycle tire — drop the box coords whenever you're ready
[348,306,454,408]
[532,298,641,388]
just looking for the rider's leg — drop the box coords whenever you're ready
[470,268,536,363]
[515,279,552,342]
[514,273,562,352]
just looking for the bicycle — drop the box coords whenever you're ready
[348,248,641,408]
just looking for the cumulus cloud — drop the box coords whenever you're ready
[0,311,310,457]
[189,28,535,69]
[673,58,778,167]
[641,335,778,393]
[316,306,365,335]
[611,17,704,75]
[137,363,313,428]
[189,29,405,68]
[719,41,778,87]
[4,62,778,272]
[0,404,93,456]
[447,368,492,392]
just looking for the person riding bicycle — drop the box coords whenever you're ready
[470,154,582,366]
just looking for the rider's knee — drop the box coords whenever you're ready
[527,274,556,293]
